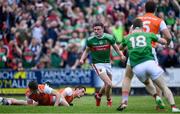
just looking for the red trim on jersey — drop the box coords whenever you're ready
[91,45,110,51]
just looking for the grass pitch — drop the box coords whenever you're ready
[0,96,180,114]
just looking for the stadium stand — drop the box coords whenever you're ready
[0,0,179,70]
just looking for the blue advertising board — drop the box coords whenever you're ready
[0,69,95,89]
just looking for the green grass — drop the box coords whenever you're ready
[0,96,180,114]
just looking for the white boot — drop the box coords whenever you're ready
[172,107,180,113]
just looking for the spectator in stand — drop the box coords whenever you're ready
[20,39,35,69]
[29,38,42,63]
[173,18,180,43]
[7,40,21,70]
[177,45,180,67]
[0,35,9,68]
[34,56,50,69]
[157,47,169,73]
[45,20,58,44]
[166,48,178,67]
[0,0,179,69]
[165,10,176,27]
[32,20,44,43]
[66,43,80,69]
[50,41,64,68]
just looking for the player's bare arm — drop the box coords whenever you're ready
[79,47,90,64]
[51,89,61,106]
[59,97,70,106]
[51,89,69,106]
[112,43,126,62]
[157,38,167,45]
[161,28,172,45]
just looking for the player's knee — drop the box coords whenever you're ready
[144,79,150,85]
[125,67,133,79]
[105,81,112,88]
[124,76,132,83]
[106,81,112,88]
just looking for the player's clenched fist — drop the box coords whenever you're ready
[120,55,126,63]
[79,59,84,65]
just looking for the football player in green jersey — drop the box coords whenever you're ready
[80,22,126,107]
[117,19,180,113]
[119,1,172,111]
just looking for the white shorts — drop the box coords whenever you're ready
[92,63,112,76]
[132,60,164,82]
[127,47,158,65]
[152,47,158,64]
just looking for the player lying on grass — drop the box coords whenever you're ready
[117,19,180,113]
[25,80,69,106]
[0,81,86,106]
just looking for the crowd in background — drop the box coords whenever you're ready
[0,0,179,70]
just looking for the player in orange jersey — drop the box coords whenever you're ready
[117,1,172,111]
[25,80,69,106]
[0,82,86,106]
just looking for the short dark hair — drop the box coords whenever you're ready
[74,86,86,92]
[92,22,104,28]
[132,19,143,29]
[145,1,156,13]
[28,80,38,90]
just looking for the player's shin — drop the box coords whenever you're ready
[105,84,112,107]
[154,76,175,105]
[121,65,133,104]
[153,75,180,112]
[11,99,28,105]
[99,85,105,96]
[121,78,131,104]
[143,79,165,109]
[144,79,157,96]
[98,69,112,106]
[154,84,162,97]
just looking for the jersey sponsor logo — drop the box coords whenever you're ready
[139,16,158,21]
[90,45,110,51]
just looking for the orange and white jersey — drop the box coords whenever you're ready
[59,87,74,104]
[135,13,168,47]
[138,13,167,34]
[25,84,54,105]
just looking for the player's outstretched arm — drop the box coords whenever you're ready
[153,34,167,46]
[79,47,90,64]
[51,90,62,106]
[60,97,70,106]
[161,28,172,45]
[51,89,70,106]
[112,43,126,62]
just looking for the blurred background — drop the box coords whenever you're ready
[0,0,179,95]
